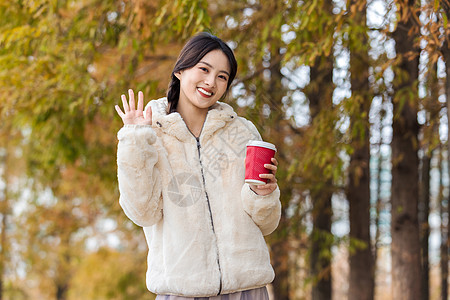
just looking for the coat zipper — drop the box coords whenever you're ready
[196,137,223,295]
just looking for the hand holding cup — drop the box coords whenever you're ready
[245,140,278,196]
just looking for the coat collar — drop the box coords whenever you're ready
[147,97,238,142]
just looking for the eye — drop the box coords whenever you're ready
[199,67,208,72]
[219,75,228,81]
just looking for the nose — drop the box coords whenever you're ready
[204,74,216,88]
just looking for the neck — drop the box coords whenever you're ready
[177,102,208,138]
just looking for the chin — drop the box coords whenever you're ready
[195,99,217,108]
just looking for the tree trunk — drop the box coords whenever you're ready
[438,146,448,300]
[347,139,373,300]
[307,54,334,300]
[310,190,333,300]
[305,8,335,292]
[347,1,374,299]
[419,151,431,300]
[270,215,290,300]
[419,60,440,300]
[441,31,450,300]
[56,284,68,300]
[391,1,421,299]
[445,169,449,300]
[0,125,11,300]
[55,232,71,300]
[267,50,290,300]
[437,1,450,295]
[446,176,450,300]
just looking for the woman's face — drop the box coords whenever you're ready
[175,49,231,111]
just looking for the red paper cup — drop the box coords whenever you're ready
[245,140,277,185]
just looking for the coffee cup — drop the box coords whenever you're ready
[245,140,277,185]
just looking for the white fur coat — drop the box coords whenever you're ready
[117,98,281,297]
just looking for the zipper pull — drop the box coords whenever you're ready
[196,137,201,149]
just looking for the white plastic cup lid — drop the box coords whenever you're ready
[245,179,267,185]
[246,140,277,152]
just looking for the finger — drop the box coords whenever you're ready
[128,89,135,110]
[259,173,277,183]
[271,157,278,166]
[264,164,277,176]
[255,183,277,190]
[115,105,125,118]
[264,163,277,171]
[145,106,153,124]
[137,91,144,112]
[259,173,274,179]
[121,94,129,112]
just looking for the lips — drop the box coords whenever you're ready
[197,87,214,97]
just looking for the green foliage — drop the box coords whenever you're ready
[0,0,112,179]
[285,0,344,66]
[299,107,347,189]
[155,0,210,40]
[348,237,369,255]
[341,93,370,150]
[305,228,336,286]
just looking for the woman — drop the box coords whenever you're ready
[115,32,281,299]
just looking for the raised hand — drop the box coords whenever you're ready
[115,89,152,126]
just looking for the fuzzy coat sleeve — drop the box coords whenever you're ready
[241,184,281,236]
[240,119,282,236]
[117,124,163,227]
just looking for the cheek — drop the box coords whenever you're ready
[219,84,228,97]
[181,79,195,93]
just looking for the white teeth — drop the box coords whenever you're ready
[198,87,212,96]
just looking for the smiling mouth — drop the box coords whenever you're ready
[197,87,213,97]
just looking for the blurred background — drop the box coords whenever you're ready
[0,0,449,299]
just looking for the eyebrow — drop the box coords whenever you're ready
[199,61,230,77]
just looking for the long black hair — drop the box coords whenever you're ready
[167,32,238,113]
